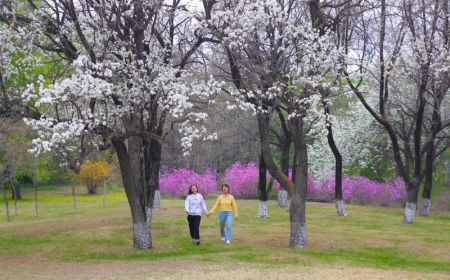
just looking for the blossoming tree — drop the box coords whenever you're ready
[344,0,450,222]
[0,0,221,248]
[205,0,343,248]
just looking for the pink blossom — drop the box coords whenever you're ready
[159,168,217,197]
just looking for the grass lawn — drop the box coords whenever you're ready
[0,184,449,279]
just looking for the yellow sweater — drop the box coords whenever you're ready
[209,194,238,217]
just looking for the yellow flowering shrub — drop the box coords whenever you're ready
[80,161,109,194]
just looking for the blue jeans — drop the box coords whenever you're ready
[219,211,233,241]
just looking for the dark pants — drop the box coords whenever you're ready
[187,215,201,239]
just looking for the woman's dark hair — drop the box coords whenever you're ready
[188,184,198,195]
[222,184,230,192]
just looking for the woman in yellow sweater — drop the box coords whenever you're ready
[207,184,238,244]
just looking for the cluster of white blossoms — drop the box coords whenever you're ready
[10,1,224,156]
[204,0,343,120]
[0,20,43,103]
[308,100,390,181]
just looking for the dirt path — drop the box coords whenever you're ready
[0,256,448,280]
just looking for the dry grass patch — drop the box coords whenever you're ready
[0,256,448,280]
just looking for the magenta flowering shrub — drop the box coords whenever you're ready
[223,162,317,199]
[223,162,259,198]
[313,175,406,206]
[159,168,217,197]
[159,162,406,206]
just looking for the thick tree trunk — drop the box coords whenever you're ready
[1,177,11,222]
[257,113,305,249]
[323,102,347,217]
[258,153,269,219]
[404,181,419,224]
[420,143,434,216]
[289,118,308,249]
[113,134,153,249]
[144,138,160,210]
[144,110,162,210]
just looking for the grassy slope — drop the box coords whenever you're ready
[0,185,449,279]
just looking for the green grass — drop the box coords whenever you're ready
[0,184,449,276]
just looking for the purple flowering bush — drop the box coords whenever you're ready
[159,162,407,206]
[223,163,317,199]
[223,162,259,198]
[313,175,406,206]
[159,168,217,197]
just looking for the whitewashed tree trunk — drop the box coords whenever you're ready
[335,200,347,216]
[134,219,151,249]
[290,222,307,249]
[258,200,269,218]
[153,190,161,210]
[404,202,416,224]
[419,198,431,216]
[278,190,288,208]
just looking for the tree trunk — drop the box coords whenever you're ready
[1,176,11,222]
[11,182,21,200]
[113,134,153,249]
[277,108,291,208]
[404,181,419,223]
[258,153,269,219]
[144,137,161,210]
[33,178,38,217]
[323,102,347,217]
[257,113,305,249]
[278,136,291,208]
[278,189,288,208]
[8,163,21,201]
[71,182,77,214]
[8,168,18,216]
[420,143,434,216]
[87,181,97,194]
[102,177,107,208]
[289,117,308,249]
[286,152,297,210]
[144,110,162,210]
[153,190,161,210]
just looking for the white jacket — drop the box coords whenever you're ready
[185,193,208,216]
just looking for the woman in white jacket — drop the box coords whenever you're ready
[185,184,208,245]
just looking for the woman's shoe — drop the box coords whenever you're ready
[220,237,226,242]
[226,240,231,245]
